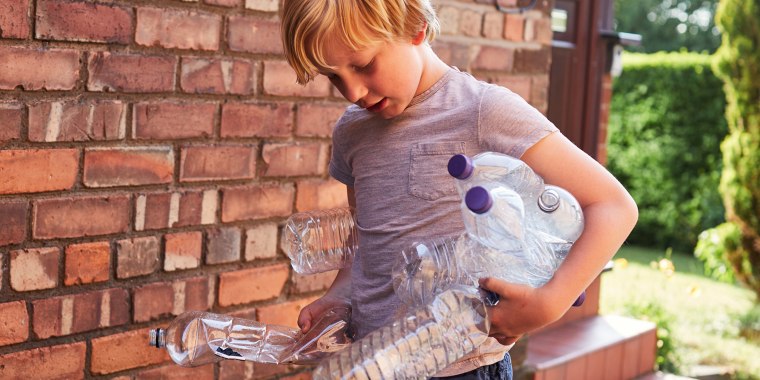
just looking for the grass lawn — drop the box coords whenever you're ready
[600,245,760,379]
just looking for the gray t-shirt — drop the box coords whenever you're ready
[329,68,558,375]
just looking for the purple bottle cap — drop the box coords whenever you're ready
[465,186,492,214]
[572,291,586,307]
[448,154,474,179]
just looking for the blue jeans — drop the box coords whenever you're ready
[430,353,512,380]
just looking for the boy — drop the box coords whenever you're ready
[280,0,638,378]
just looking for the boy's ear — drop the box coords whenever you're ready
[411,23,427,45]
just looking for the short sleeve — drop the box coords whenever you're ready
[328,115,355,187]
[478,84,558,158]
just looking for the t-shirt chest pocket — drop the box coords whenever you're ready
[408,142,466,201]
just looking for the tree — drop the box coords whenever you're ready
[615,0,721,53]
[706,0,760,299]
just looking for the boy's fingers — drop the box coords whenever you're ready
[297,311,312,333]
[478,277,510,295]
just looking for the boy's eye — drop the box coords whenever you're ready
[354,59,375,72]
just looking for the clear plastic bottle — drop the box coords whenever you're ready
[282,207,357,274]
[312,287,489,380]
[391,235,477,308]
[463,185,584,249]
[461,185,586,303]
[447,152,544,198]
[149,308,351,367]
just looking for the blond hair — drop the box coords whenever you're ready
[281,0,440,84]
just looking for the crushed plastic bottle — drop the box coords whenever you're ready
[149,307,351,367]
[392,235,477,308]
[282,207,357,274]
[312,287,489,380]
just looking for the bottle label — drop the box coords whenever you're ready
[214,346,245,361]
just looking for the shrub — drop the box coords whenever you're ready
[710,0,760,301]
[607,52,727,251]
[623,301,681,374]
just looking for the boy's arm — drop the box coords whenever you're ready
[479,132,638,345]
[296,186,355,333]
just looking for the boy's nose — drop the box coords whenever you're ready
[341,78,368,105]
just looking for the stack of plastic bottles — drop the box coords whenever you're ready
[150,152,586,380]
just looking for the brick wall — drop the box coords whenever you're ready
[0,0,554,378]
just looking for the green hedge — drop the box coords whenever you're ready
[607,52,727,251]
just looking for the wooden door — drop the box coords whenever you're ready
[548,0,614,160]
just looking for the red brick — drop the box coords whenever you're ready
[221,184,294,222]
[295,179,349,211]
[181,57,254,95]
[64,241,110,285]
[137,192,171,230]
[244,223,278,261]
[33,195,130,239]
[182,276,214,312]
[291,271,338,295]
[133,101,216,140]
[261,142,328,177]
[0,301,28,346]
[489,74,531,100]
[33,288,129,338]
[90,328,168,374]
[0,149,78,195]
[28,100,126,142]
[263,60,331,97]
[221,102,293,138]
[176,191,204,227]
[244,0,278,11]
[36,0,132,43]
[460,9,482,37]
[88,52,176,92]
[0,342,86,379]
[137,364,215,380]
[257,296,318,328]
[0,200,28,246]
[514,46,551,73]
[431,40,472,70]
[504,13,525,41]
[0,0,31,39]
[164,231,202,271]
[532,17,553,45]
[180,145,257,182]
[205,0,239,7]
[10,247,59,291]
[206,227,241,265]
[472,45,515,72]
[219,361,256,380]
[295,103,345,138]
[83,147,174,187]
[116,236,160,278]
[134,282,174,322]
[0,103,23,142]
[0,46,79,90]
[437,6,460,35]
[483,12,505,39]
[136,7,221,51]
[217,264,289,306]
[227,15,281,54]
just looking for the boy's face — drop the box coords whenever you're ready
[320,35,427,119]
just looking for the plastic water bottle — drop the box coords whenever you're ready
[282,207,357,274]
[392,235,477,308]
[312,287,489,380]
[463,185,584,249]
[447,152,544,198]
[462,185,586,303]
[149,308,351,367]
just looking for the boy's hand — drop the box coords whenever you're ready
[478,277,569,346]
[298,294,351,333]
